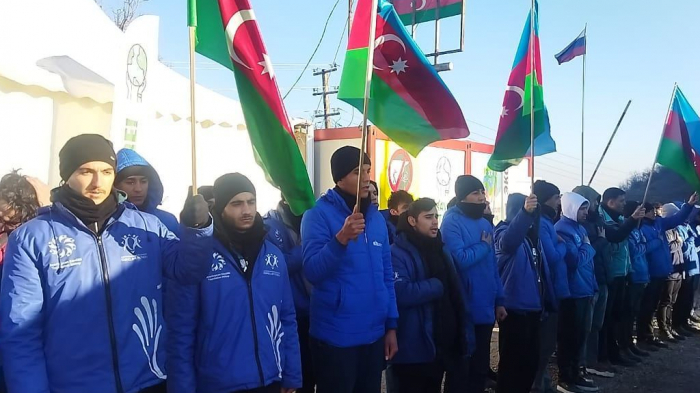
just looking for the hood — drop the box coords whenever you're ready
[115,148,165,211]
[661,203,680,218]
[572,185,600,212]
[561,192,589,222]
[505,193,526,222]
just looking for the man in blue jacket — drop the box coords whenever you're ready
[555,192,598,393]
[532,180,568,393]
[442,175,506,393]
[0,134,212,393]
[115,148,180,234]
[638,195,696,348]
[167,173,301,393]
[494,193,556,393]
[390,198,468,393]
[302,146,399,393]
[380,190,414,244]
[264,195,315,393]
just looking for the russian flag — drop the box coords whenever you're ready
[554,29,586,65]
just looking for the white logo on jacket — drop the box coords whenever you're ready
[48,235,76,258]
[132,296,166,379]
[264,253,281,277]
[120,234,148,262]
[212,252,226,271]
[373,241,383,247]
[266,305,285,378]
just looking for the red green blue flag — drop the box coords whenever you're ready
[488,1,556,172]
[391,0,463,25]
[339,0,469,157]
[656,87,700,190]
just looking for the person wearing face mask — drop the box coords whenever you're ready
[166,173,301,393]
[441,175,506,393]
[0,134,213,393]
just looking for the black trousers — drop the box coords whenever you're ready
[621,281,647,349]
[443,355,470,393]
[638,277,665,340]
[392,363,444,393]
[311,336,384,393]
[233,382,282,393]
[672,277,696,329]
[296,316,316,393]
[558,298,590,383]
[658,279,682,331]
[465,324,493,393]
[600,277,625,362]
[496,311,541,393]
[139,382,166,393]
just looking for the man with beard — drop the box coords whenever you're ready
[0,134,212,393]
[302,146,399,393]
[389,198,468,393]
[381,190,414,245]
[167,173,301,393]
[115,148,179,233]
[441,175,506,393]
[264,195,315,393]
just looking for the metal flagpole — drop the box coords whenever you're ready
[642,83,678,204]
[529,0,535,189]
[581,24,587,185]
[356,0,380,209]
[588,100,632,186]
[188,25,198,195]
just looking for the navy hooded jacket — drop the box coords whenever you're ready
[495,194,556,313]
[0,198,213,393]
[628,228,649,284]
[301,189,399,348]
[441,206,504,326]
[165,238,302,393]
[539,211,570,300]
[641,203,693,278]
[116,148,180,235]
[380,209,398,244]
[554,193,597,298]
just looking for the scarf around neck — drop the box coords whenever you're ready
[53,184,118,233]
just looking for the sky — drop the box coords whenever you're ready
[100,0,700,194]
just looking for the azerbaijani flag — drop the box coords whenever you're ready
[187,0,315,214]
[554,28,586,65]
[488,1,556,172]
[391,0,463,25]
[656,87,700,190]
[339,0,469,157]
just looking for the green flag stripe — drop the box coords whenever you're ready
[657,138,700,190]
[187,0,197,27]
[398,3,462,25]
[192,0,234,71]
[337,48,370,100]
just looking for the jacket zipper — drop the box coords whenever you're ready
[236,257,265,386]
[96,226,124,393]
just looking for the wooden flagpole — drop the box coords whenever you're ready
[188,26,198,196]
[529,0,536,189]
[642,83,677,204]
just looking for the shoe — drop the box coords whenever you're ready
[683,323,700,333]
[690,314,700,324]
[660,330,679,343]
[671,329,687,340]
[621,348,643,363]
[680,324,699,335]
[586,363,615,378]
[574,374,600,392]
[610,356,637,367]
[629,344,651,357]
[557,381,584,393]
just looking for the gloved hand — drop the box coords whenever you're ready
[180,187,211,228]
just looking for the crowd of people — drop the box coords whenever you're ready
[0,134,699,393]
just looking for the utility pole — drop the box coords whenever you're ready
[313,65,340,129]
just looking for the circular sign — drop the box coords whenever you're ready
[388,149,413,192]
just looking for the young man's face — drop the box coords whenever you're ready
[368,183,379,205]
[117,176,149,208]
[66,161,115,205]
[222,192,257,231]
[645,209,656,220]
[577,203,589,222]
[337,164,372,199]
[607,195,626,214]
[545,194,562,210]
[464,189,486,204]
[410,207,439,238]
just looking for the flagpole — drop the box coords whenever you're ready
[188,26,198,195]
[588,100,632,186]
[529,0,535,189]
[642,83,677,204]
[356,0,379,210]
[581,24,587,185]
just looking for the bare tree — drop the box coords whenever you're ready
[95,0,150,31]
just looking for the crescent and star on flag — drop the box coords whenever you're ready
[374,34,409,75]
[501,85,525,118]
[224,9,275,80]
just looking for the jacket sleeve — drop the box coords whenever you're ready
[641,225,663,254]
[540,224,566,268]
[392,249,444,308]
[165,281,199,393]
[265,227,304,275]
[0,236,51,393]
[604,217,638,243]
[280,264,302,389]
[558,232,595,271]
[383,230,399,330]
[301,209,347,284]
[160,220,214,285]
[495,209,534,254]
[442,218,492,271]
[659,204,694,231]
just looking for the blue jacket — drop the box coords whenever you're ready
[380,209,398,245]
[641,204,693,278]
[264,207,310,316]
[390,232,471,364]
[166,238,302,393]
[441,206,504,326]
[539,213,570,301]
[301,189,399,348]
[0,199,213,393]
[628,228,649,284]
[555,217,597,298]
[117,148,180,235]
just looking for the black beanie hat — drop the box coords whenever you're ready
[59,134,116,181]
[197,186,214,201]
[213,173,256,217]
[331,146,371,183]
[455,175,484,202]
[533,180,560,204]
